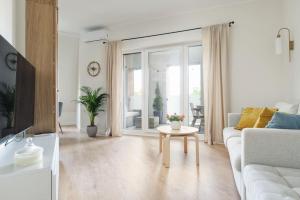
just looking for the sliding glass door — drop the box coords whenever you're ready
[122,44,202,133]
[123,53,143,130]
[148,48,182,129]
[187,45,204,133]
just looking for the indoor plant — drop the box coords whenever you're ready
[167,113,184,130]
[78,86,108,137]
[153,82,163,123]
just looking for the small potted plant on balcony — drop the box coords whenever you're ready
[167,113,185,130]
[153,82,163,123]
[78,86,108,137]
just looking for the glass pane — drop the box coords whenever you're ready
[148,49,181,129]
[188,46,204,133]
[123,53,142,130]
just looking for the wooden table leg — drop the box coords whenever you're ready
[194,133,199,166]
[162,136,166,165]
[184,136,188,153]
[159,133,163,153]
[163,135,171,168]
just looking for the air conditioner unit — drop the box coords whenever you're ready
[81,29,109,43]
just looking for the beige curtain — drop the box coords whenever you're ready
[203,24,229,145]
[106,41,122,137]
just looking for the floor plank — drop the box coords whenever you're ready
[59,127,240,200]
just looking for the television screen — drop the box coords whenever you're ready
[0,35,18,139]
[15,53,35,134]
[0,35,35,141]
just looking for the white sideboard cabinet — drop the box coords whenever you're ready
[0,134,59,200]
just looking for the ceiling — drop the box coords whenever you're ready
[59,0,248,33]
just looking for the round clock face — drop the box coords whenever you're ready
[5,53,18,71]
[87,61,101,77]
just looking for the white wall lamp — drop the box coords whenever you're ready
[275,28,295,62]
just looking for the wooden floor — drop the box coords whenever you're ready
[59,127,240,200]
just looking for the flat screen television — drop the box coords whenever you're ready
[0,35,35,143]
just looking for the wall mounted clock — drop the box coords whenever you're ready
[5,53,18,71]
[87,61,101,77]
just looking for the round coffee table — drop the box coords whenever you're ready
[157,126,199,168]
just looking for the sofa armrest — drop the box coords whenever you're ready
[242,128,300,169]
[228,113,241,127]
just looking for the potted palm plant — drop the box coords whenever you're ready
[78,86,108,137]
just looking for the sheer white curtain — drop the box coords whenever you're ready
[203,24,230,145]
[106,41,123,137]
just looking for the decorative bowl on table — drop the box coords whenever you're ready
[167,114,184,130]
[14,137,44,166]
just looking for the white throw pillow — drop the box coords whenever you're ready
[298,106,300,115]
[275,102,299,114]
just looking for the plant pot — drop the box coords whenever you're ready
[170,121,181,130]
[153,111,163,124]
[87,125,97,137]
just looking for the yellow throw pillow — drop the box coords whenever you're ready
[254,107,278,128]
[235,107,264,130]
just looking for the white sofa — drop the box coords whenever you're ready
[224,103,300,200]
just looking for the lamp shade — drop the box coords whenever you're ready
[275,37,283,55]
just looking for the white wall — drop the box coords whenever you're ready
[0,0,14,44]
[78,40,107,133]
[14,0,26,55]
[0,0,25,53]
[283,0,300,102]
[58,33,80,125]
[109,0,290,112]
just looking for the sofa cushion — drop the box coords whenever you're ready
[227,137,241,172]
[125,111,140,117]
[254,107,278,128]
[235,107,264,130]
[275,102,299,114]
[266,112,300,130]
[223,127,241,146]
[244,164,300,200]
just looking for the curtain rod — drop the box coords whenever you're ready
[121,21,234,42]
